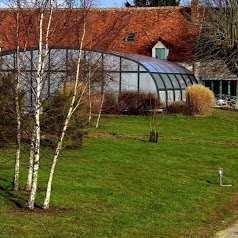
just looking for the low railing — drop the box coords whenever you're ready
[214,94,238,110]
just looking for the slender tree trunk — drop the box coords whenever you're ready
[13,10,21,191]
[13,83,21,191]
[42,9,87,208]
[25,132,35,191]
[96,84,106,129]
[27,6,44,210]
[42,83,88,209]
[88,75,92,124]
[27,1,54,209]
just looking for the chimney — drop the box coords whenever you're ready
[191,0,199,22]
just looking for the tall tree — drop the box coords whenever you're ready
[193,0,238,77]
[0,0,129,210]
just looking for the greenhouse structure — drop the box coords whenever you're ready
[0,47,198,107]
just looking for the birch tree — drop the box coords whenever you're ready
[13,8,21,191]
[27,0,55,209]
[0,0,130,209]
[42,0,88,209]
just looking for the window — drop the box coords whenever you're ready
[125,32,136,42]
[156,48,166,60]
[152,41,169,59]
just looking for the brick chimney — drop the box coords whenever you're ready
[191,0,199,22]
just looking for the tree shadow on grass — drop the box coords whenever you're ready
[0,180,41,209]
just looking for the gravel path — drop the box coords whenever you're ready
[214,221,238,238]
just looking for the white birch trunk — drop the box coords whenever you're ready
[13,11,21,191]
[42,9,87,209]
[25,132,35,191]
[27,1,54,209]
[13,72,21,191]
[27,6,44,209]
[88,75,92,124]
[96,83,106,129]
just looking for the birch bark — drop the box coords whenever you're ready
[95,82,106,129]
[13,10,21,191]
[27,1,53,209]
[42,2,87,209]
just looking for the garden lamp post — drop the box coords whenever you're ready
[218,168,223,186]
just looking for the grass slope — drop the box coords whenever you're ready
[0,109,238,238]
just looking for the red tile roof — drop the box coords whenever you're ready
[0,7,197,61]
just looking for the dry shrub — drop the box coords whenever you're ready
[166,101,187,115]
[102,91,121,114]
[186,84,214,115]
[102,90,160,115]
[118,91,160,115]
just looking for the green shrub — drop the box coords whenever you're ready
[0,73,25,145]
[186,84,215,115]
[42,88,86,149]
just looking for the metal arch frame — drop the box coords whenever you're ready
[169,74,184,101]
[106,51,167,104]
[0,46,196,107]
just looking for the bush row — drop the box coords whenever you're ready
[166,85,215,115]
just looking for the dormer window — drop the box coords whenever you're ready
[152,41,169,60]
[125,32,136,42]
[156,48,166,59]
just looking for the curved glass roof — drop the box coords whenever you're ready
[111,52,193,74]
[0,47,198,107]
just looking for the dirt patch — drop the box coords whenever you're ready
[178,193,238,238]
[87,132,149,139]
[87,132,238,147]
[11,206,73,214]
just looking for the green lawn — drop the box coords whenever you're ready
[0,109,238,238]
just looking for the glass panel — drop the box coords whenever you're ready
[68,49,79,63]
[160,74,173,88]
[159,91,166,103]
[107,73,120,91]
[121,59,138,71]
[182,74,192,86]
[155,60,175,73]
[1,54,15,70]
[141,62,158,73]
[48,72,65,94]
[174,90,182,101]
[188,75,197,83]
[121,73,138,91]
[139,73,157,93]
[16,51,32,70]
[84,50,102,62]
[139,65,146,72]
[152,73,165,89]
[104,54,120,71]
[19,72,34,91]
[175,74,186,88]
[182,90,186,101]
[168,74,180,88]
[49,49,67,71]
[167,90,174,102]
[31,50,40,71]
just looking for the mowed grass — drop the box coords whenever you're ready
[0,108,238,238]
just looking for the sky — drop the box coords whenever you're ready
[95,0,188,8]
[96,0,126,8]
